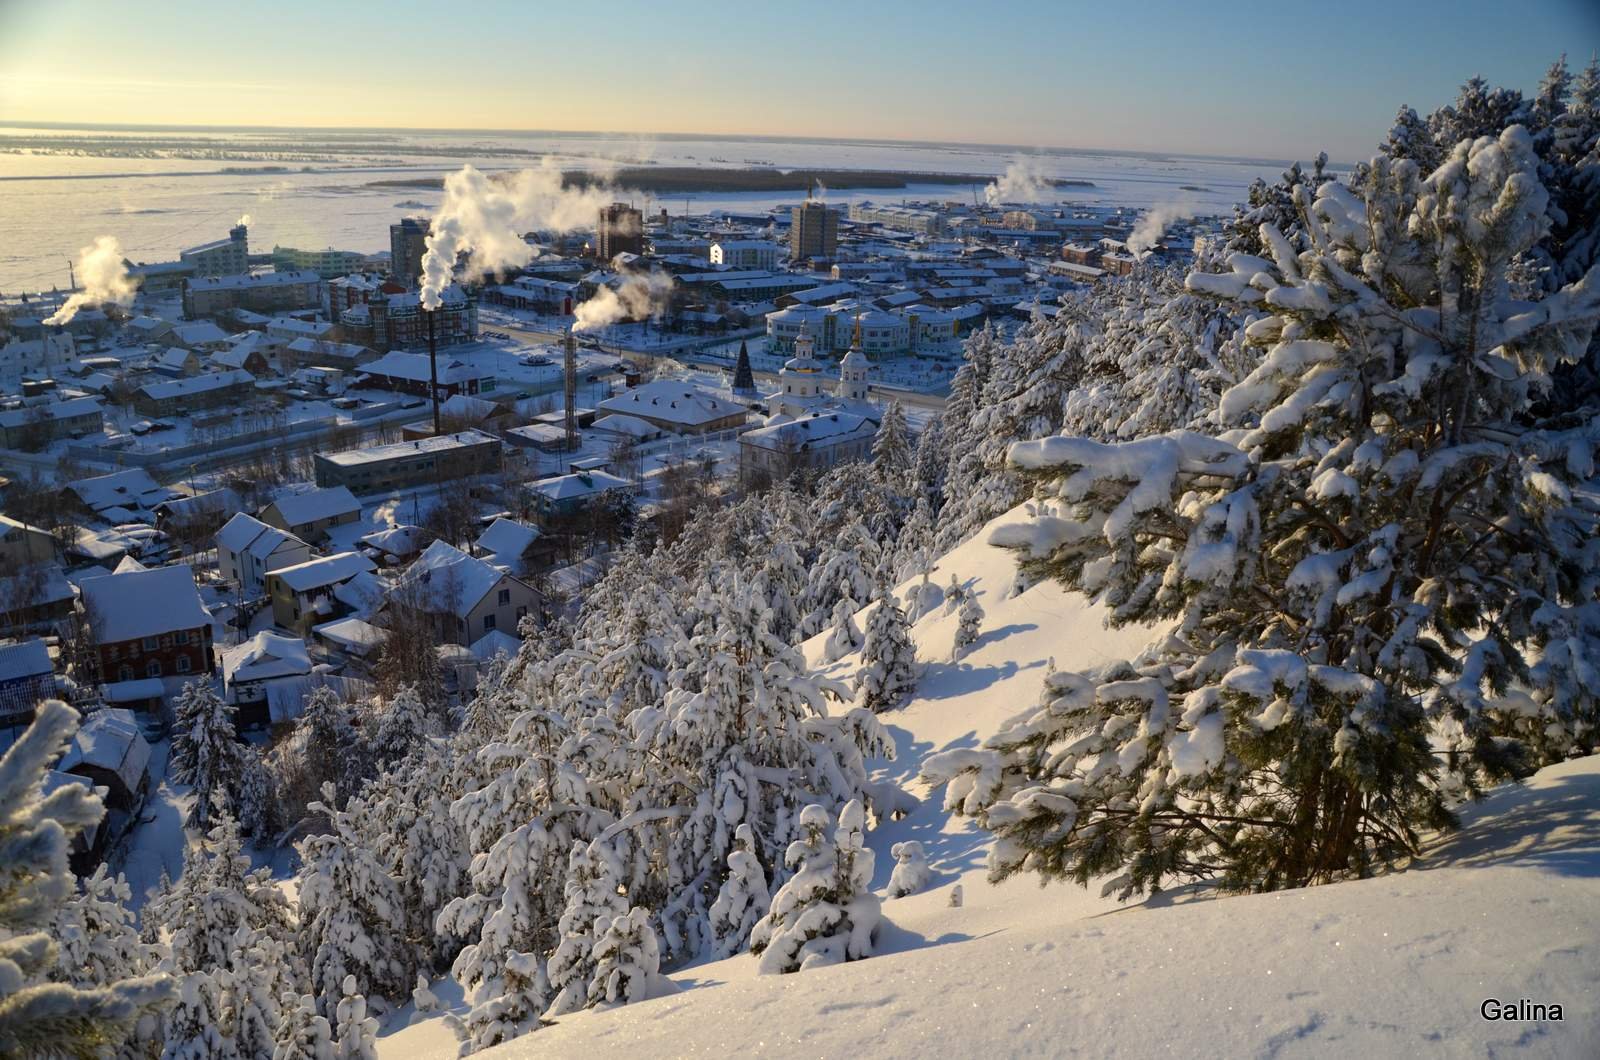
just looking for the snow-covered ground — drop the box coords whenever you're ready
[382,507,1600,1058]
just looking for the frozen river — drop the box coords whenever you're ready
[0,125,1299,292]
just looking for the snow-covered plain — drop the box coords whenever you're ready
[382,508,1600,1058]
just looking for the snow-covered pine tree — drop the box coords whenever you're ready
[161,969,232,1059]
[707,823,770,960]
[372,685,432,772]
[800,523,877,638]
[586,908,674,1010]
[856,591,917,713]
[543,839,626,1017]
[902,567,944,625]
[169,679,252,832]
[331,975,378,1060]
[53,866,158,993]
[438,707,609,1053]
[1382,104,1442,175]
[930,125,1600,898]
[0,702,173,1058]
[748,800,880,974]
[886,841,931,898]
[910,414,948,509]
[821,597,864,664]
[952,590,984,661]
[297,788,412,1020]
[871,400,913,486]
[272,994,335,1060]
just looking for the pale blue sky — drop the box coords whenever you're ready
[0,0,1594,160]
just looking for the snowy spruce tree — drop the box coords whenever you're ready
[331,975,378,1060]
[585,908,674,1010]
[749,800,880,974]
[372,685,432,772]
[272,994,335,1060]
[297,788,413,1020]
[871,400,913,486]
[856,591,917,713]
[886,841,931,899]
[821,597,864,664]
[543,839,626,1017]
[928,125,1600,897]
[707,823,770,959]
[0,702,174,1058]
[169,679,257,832]
[952,590,985,661]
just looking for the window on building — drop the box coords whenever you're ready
[483,614,496,633]
[145,660,162,678]
[142,636,158,652]
[498,588,511,606]
[175,630,189,645]
[175,655,191,674]
[119,664,134,682]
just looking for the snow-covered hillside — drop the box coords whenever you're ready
[382,507,1600,1058]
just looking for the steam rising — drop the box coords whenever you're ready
[44,236,136,326]
[572,271,674,333]
[985,157,1054,205]
[1127,198,1201,257]
[420,160,615,310]
[236,213,252,227]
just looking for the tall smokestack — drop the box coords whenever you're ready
[563,295,577,453]
[427,308,441,435]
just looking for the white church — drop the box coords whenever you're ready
[739,321,883,484]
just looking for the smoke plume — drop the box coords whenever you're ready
[236,213,253,227]
[984,157,1053,206]
[420,160,615,309]
[1127,198,1201,257]
[572,271,674,333]
[45,236,136,326]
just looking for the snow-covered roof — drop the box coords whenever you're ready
[0,638,51,683]
[589,413,663,439]
[264,486,360,528]
[100,678,165,703]
[112,555,148,574]
[285,336,368,359]
[359,524,429,557]
[67,468,169,513]
[317,429,497,469]
[137,369,254,401]
[362,351,485,386]
[469,628,522,660]
[171,321,230,346]
[475,518,540,566]
[60,708,150,793]
[596,380,743,428]
[743,410,879,450]
[80,565,209,643]
[312,617,388,655]
[331,570,385,618]
[222,631,312,686]
[394,540,512,618]
[214,512,299,560]
[270,551,376,594]
[185,270,320,294]
[0,396,101,429]
[155,488,242,522]
[439,394,499,421]
[532,470,633,502]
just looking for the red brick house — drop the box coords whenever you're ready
[79,565,214,692]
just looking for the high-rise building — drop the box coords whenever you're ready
[790,201,839,261]
[390,217,430,289]
[180,224,250,278]
[595,202,644,261]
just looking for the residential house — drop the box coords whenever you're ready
[390,539,540,644]
[312,430,503,494]
[59,708,151,812]
[215,512,312,599]
[170,321,232,352]
[0,564,76,635]
[151,346,202,378]
[0,514,58,569]
[595,379,747,435]
[259,486,361,544]
[739,410,879,483]
[63,468,179,522]
[530,470,633,521]
[0,397,104,449]
[266,551,381,635]
[0,638,54,737]
[474,517,550,575]
[80,565,214,690]
[220,631,313,727]
[132,370,255,417]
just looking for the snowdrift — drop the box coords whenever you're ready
[383,505,1600,1058]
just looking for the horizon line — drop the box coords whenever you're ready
[0,118,1334,171]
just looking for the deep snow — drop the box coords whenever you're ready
[380,505,1600,1058]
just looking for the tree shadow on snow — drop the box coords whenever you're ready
[1420,770,1600,878]
[914,649,1045,703]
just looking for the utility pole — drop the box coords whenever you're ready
[427,307,442,435]
[562,297,578,456]
[65,258,76,291]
